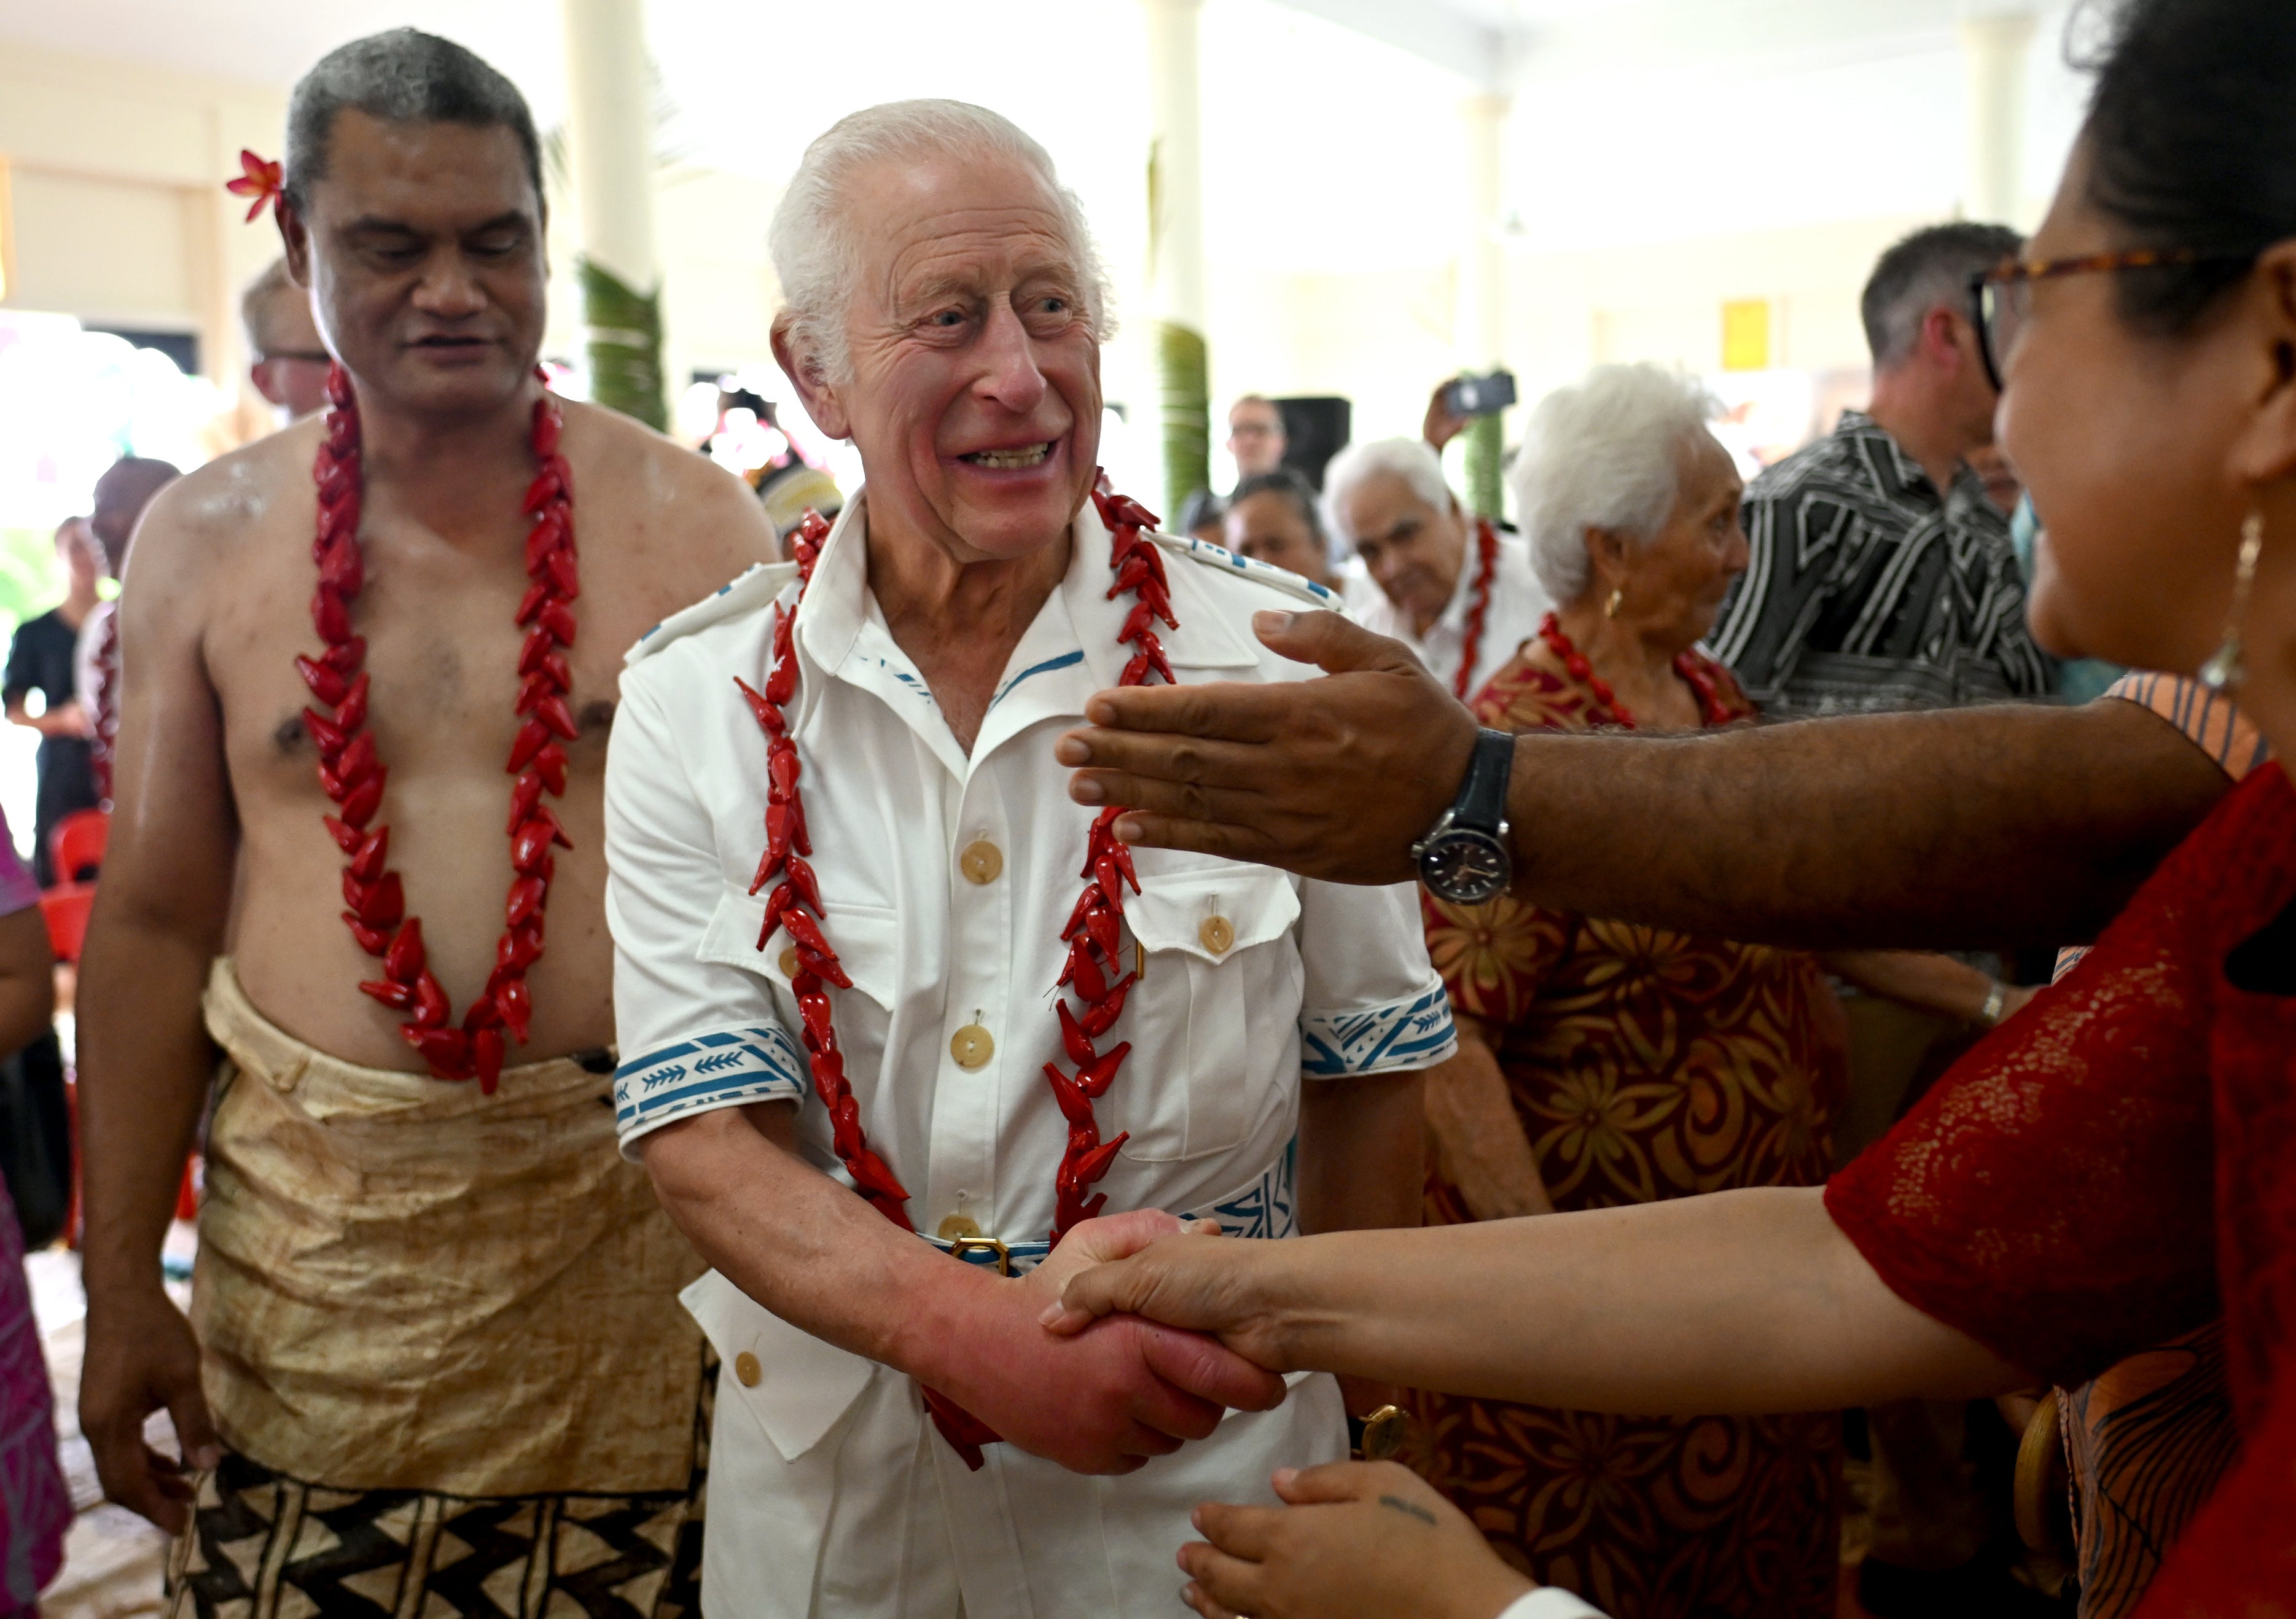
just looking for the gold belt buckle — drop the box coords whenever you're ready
[948,1235,1012,1276]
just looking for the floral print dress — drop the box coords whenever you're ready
[1409,647,1848,1619]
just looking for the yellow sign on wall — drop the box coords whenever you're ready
[1722,298,1770,372]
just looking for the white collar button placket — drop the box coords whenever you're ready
[924,768,1012,1244]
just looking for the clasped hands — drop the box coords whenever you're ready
[920,1208,1286,1475]
[1039,1225,1540,1619]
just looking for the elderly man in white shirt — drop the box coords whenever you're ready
[1329,437,1550,704]
[604,99,1450,1619]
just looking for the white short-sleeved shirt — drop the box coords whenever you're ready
[604,489,1454,1618]
[1349,525,1550,702]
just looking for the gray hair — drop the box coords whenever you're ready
[1321,437,1455,546]
[1510,364,1720,606]
[1861,220,2023,369]
[285,29,541,214]
[768,99,1113,385]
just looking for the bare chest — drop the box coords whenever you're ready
[208,501,663,797]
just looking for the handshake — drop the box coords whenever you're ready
[929,1210,1546,1619]
[918,1207,1295,1478]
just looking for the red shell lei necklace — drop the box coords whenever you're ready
[300,362,578,1093]
[734,482,1173,1469]
[1536,610,1733,730]
[1451,518,1501,701]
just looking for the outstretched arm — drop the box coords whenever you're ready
[1048,1185,2027,1416]
[640,1104,1284,1474]
[1057,611,2227,950]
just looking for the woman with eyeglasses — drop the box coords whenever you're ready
[1046,2,2296,1615]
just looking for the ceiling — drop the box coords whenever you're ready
[0,0,2083,274]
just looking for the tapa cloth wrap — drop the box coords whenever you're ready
[191,958,705,1496]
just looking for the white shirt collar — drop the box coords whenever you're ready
[792,485,1260,768]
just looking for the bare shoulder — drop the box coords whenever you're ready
[119,418,321,615]
[559,399,778,580]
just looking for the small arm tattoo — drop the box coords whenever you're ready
[1378,1494,1439,1526]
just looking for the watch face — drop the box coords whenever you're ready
[1421,830,1510,905]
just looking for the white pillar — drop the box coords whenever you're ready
[562,0,660,295]
[1459,93,1510,373]
[1143,0,1209,513]
[1144,0,1207,340]
[1960,9,2036,226]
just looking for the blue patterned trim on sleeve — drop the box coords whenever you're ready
[1206,1141,1298,1239]
[1299,983,1457,1078]
[614,1023,807,1148]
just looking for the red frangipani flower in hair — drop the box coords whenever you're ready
[225,149,284,224]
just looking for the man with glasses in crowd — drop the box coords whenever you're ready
[241,256,334,420]
[1708,222,2050,716]
[1226,394,1289,482]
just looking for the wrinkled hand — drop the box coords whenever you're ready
[926,1211,1289,1477]
[80,1287,219,1533]
[1055,611,1477,884]
[1179,1461,1536,1619]
[1041,1227,1292,1371]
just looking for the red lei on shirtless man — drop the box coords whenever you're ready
[298,362,578,1093]
[733,486,1173,1467]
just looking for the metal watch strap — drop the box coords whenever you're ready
[1455,728,1515,833]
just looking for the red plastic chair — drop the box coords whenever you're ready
[39,886,93,962]
[50,808,107,886]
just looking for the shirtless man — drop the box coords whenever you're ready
[74,30,771,1612]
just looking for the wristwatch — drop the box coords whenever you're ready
[1413,728,1515,905]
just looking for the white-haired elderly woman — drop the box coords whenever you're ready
[1407,362,1848,1619]
[1324,437,1550,703]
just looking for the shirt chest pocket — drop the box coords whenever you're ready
[1118,868,1302,1163]
[695,883,902,1012]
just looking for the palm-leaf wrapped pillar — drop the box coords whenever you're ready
[1459,92,1510,521]
[1145,0,1209,521]
[561,0,667,431]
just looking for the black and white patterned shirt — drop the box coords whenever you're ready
[1708,410,2053,714]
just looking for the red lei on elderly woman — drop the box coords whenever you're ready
[299,363,578,1093]
[735,485,1177,1467]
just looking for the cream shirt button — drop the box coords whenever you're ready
[959,840,1004,885]
[778,946,800,980]
[950,1025,995,1069]
[1200,915,1236,955]
[937,1214,982,1241]
[733,1351,762,1387]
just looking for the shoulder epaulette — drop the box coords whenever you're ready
[623,561,798,666]
[1146,530,1345,611]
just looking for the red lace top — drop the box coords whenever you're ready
[1827,762,2296,1610]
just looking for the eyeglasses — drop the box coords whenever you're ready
[260,349,333,365]
[1967,248,2256,391]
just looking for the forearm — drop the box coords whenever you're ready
[1822,950,1999,1021]
[77,910,223,1302]
[1506,700,2227,948]
[1297,1071,1424,1236]
[641,1103,996,1379]
[0,911,54,1055]
[1421,1037,1549,1220]
[1259,1186,2026,1413]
